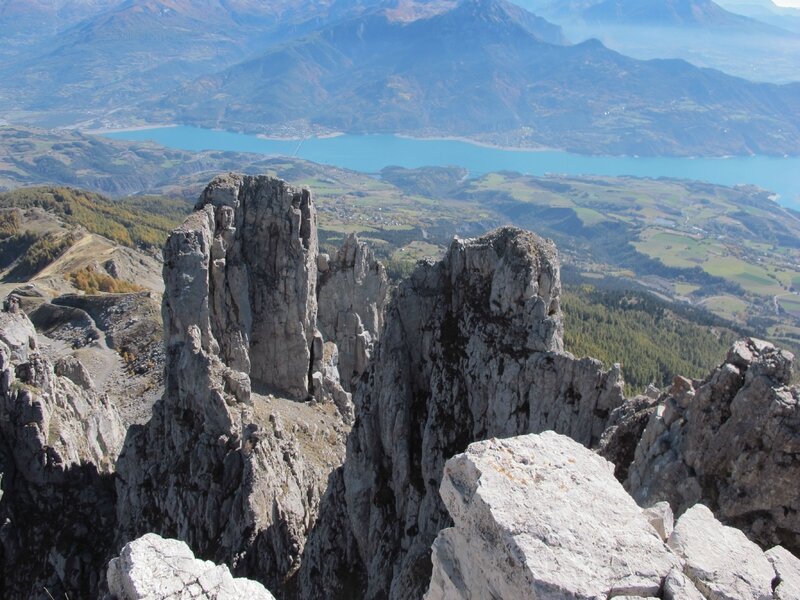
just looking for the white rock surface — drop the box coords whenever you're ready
[668,504,775,600]
[663,568,706,600]
[0,296,37,361]
[107,533,275,600]
[643,501,674,542]
[424,432,679,600]
[766,546,800,600]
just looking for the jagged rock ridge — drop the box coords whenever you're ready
[114,175,369,593]
[299,227,627,599]
[625,337,800,553]
[1,170,798,600]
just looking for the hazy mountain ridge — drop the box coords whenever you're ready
[512,0,800,82]
[2,0,799,154]
[583,0,789,31]
[153,0,800,156]
[717,0,800,32]
[0,0,385,126]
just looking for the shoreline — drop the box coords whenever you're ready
[394,133,557,153]
[255,131,346,141]
[83,125,800,161]
[83,123,179,134]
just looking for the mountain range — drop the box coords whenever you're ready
[1,0,800,155]
[153,0,800,155]
[582,0,786,29]
[513,0,800,82]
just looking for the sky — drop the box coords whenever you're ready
[774,0,800,7]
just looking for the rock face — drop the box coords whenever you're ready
[425,432,680,600]
[115,175,350,592]
[667,504,775,600]
[299,228,626,599]
[317,234,388,392]
[0,296,125,598]
[183,173,319,400]
[625,338,800,553]
[766,546,800,600]
[107,533,276,600]
[427,433,800,600]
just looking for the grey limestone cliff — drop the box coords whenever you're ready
[115,175,351,592]
[187,173,319,400]
[299,227,626,599]
[317,234,389,393]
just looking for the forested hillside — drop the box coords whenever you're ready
[563,284,743,393]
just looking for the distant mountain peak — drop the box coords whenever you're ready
[383,0,458,22]
[438,0,566,43]
[582,0,781,28]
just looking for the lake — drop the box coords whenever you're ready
[105,126,800,208]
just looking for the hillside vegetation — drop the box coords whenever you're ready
[0,126,280,197]
[0,186,188,249]
[562,284,741,394]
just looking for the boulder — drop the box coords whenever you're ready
[667,504,774,600]
[107,533,275,600]
[424,432,679,600]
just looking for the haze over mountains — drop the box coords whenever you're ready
[1,0,799,156]
[150,0,800,156]
[517,0,800,82]
[582,0,785,28]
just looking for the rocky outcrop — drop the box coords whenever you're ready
[625,338,800,553]
[427,433,800,600]
[29,290,166,426]
[184,173,319,400]
[598,391,659,481]
[115,175,350,592]
[425,432,679,599]
[317,234,388,392]
[0,296,125,598]
[668,504,775,600]
[107,533,276,600]
[299,228,626,599]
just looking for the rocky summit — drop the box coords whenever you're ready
[625,337,800,554]
[0,173,798,600]
[426,432,800,600]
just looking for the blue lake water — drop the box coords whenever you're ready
[105,126,800,208]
